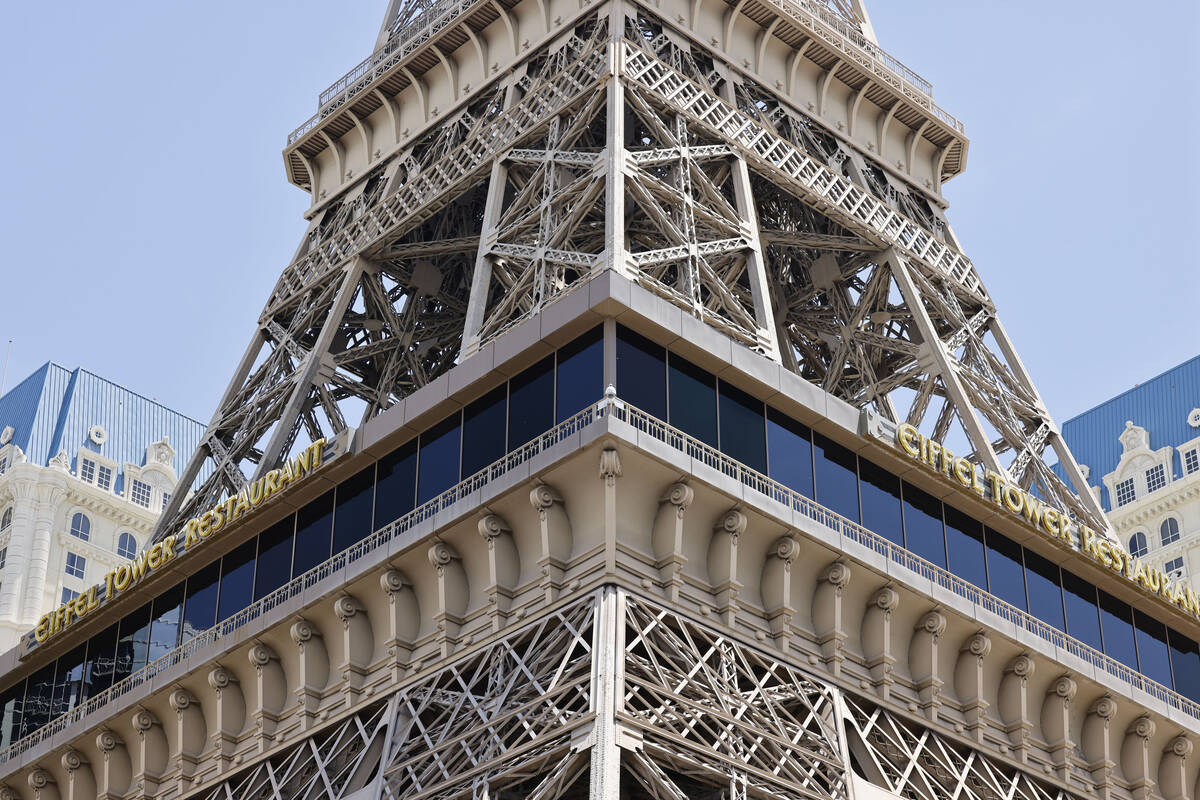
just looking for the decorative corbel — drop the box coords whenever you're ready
[290,618,327,730]
[531,484,571,601]
[131,707,166,794]
[169,688,203,790]
[429,541,468,656]
[761,535,799,647]
[910,609,946,722]
[61,749,95,800]
[1122,715,1157,800]
[708,509,746,626]
[651,482,694,601]
[334,594,372,705]
[955,631,991,741]
[95,729,131,800]
[478,513,520,629]
[998,654,1035,762]
[862,586,899,700]
[1158,735,1192,800]
[813,561,851,675]
[1082,696,1118,791]
[380,569,418,680]
[207,666,243,771]
[1042,675,1077,780]
[247,642,285,751]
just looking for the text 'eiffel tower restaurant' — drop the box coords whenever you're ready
[0,1,1196,799]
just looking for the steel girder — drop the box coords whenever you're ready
[158,0,1106,543]
[191,588,1088,800]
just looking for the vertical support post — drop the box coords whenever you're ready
[462,157,511,357]
[589,586,624,800]
[603,0,629,279]
[718,80,781,362]
[885,248,1006,476]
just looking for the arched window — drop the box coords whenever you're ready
[1129,531,1148,559]
[117,532,137,560]
[0,507,11,531]
[69,512,91,541]
[1160,518,1181,546]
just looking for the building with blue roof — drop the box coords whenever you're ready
[0,363,205,648]
[1057,355,1200,591]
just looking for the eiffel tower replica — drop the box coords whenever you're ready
[3,1,1198,800]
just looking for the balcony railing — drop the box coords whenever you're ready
[287,0,961,147]
[3,395,1191,767]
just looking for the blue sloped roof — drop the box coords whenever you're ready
[0,362,206,485]
[1056,355,1200,510]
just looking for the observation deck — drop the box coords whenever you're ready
[282,0,966,195]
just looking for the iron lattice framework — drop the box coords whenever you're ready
[194,590,1088,800]
[156,0,1108,543]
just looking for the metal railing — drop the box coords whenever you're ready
[4,395,1194,766]
[287,0,961,147]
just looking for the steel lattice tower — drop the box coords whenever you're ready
[9,3,1200,800]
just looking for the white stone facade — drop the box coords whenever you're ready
[1101,421,1200,593]
[0,439,180,650]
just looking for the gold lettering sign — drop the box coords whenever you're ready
[32,439,327,646]
[892,424,1200,623]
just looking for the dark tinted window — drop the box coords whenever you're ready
[766,409,813,498]
[21,664,55,736]
[859,459,902,545]
[668,356,717,446]
[985,528,1026,611]
[717,380,766,473]
[182,560,221,640]
[902,484,946,567]
[293,490,334,578]
[813,434,859,522]
[148,583,184,662]
[1023,550,1065,631]
[556,326,603,422]
[254,517,294,601]
[461,384,507,477]
[114,603,151,683]
[1098,591,1138,670]
[417,412,461,505]
[1168,629,1200,699]
[616,325,666,419]
[1061,571,1103,652]
[51,644,87,719]
[944,505,987,591]
[375,439,417,527]
[0,681,22,749]
[82,622,119,700]
[333,465,376,555]
[508,355,554,448]
[217,539,257,623]
[1133,610,1173,687]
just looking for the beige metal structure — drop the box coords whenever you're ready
[0,1,1195,799]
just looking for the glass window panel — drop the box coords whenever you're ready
[859,459,902,545]
[461,384,507,478]
[766,408,813,498]
[114,603,151,683]
[148,583,184,662]
[616,325,666,419]
[292,490,334,578]
[82,622,120,701]
[1023,550,1065,631]
[254,517,295,601]
[1133,610,1173,687]
[668,356,717,447]
[182,561,221,640]
[717,380,766,474]
[556,326,603,422]
[375,439,417,528]
[902,483,946,568]
[1168,629,1200,699]
[417,413,462,505]
[944,505,987,590]
[51,644,87,719]
[1098,591,1138,670]
[0,681,22,749]
[508,355,554,448]
[985,528,1027,611]
[217,539,257,623]
[21,664,55,737]
[813,434,859,522]
[1061,571,1103,652]
[333,465,376,555]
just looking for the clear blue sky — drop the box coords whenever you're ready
[0,1,1196,431]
